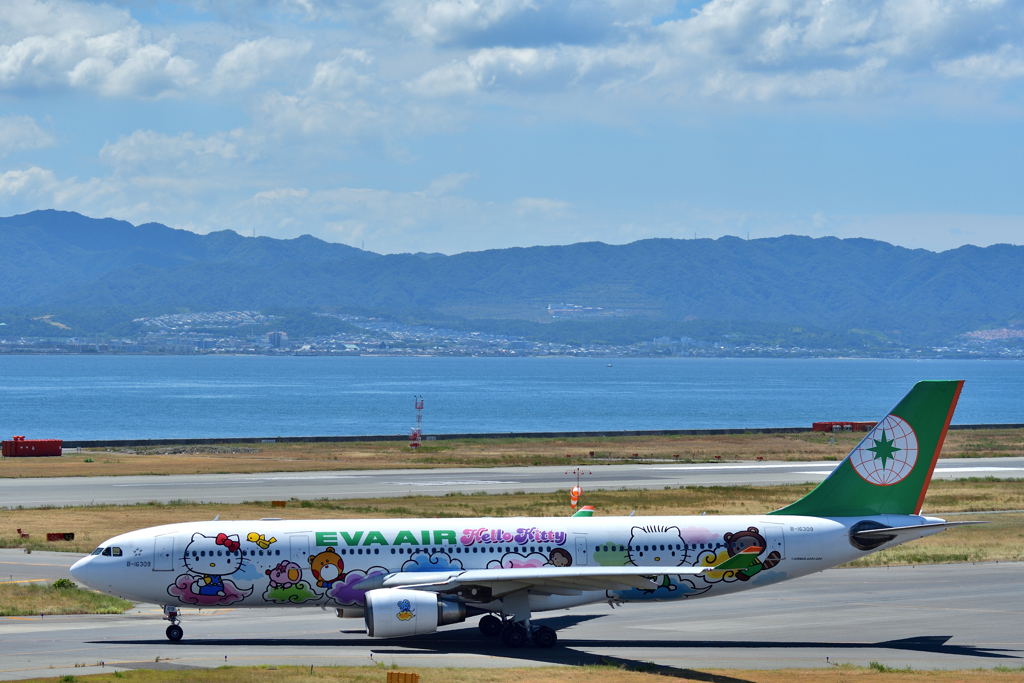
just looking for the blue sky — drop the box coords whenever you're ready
[1,0,1023,254]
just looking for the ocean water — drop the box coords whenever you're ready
[0,356,1021,440]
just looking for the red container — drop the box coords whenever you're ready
[2,436,63,457]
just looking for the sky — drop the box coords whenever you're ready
[0,0,1023,255]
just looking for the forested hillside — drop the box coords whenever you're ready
[2,210,1021,344]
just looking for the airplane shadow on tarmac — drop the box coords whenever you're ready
[96,613,1022,683]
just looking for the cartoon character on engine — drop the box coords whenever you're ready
[309,547,345,589]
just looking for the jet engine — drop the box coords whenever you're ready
[364,588,467,638]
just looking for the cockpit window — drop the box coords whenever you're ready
[102,547,112,556]
[92,547,103,555]
[111,547,123,557]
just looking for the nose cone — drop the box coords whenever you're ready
[69,556,92,585]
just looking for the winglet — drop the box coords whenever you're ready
[572,505,596,517]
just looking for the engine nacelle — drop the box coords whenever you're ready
[364,588,466,638]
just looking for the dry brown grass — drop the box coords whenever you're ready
[2,480,1020,566]
[15,665,1024,683]
[3,428,1020,479]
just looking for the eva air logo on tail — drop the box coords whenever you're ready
[850,415,919,486]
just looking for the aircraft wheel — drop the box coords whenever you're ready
[479,614,503,637]
[166,624,183,642]
[501,624,527,648]
[533,626,557,648]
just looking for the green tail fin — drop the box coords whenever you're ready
[770,380,963,518]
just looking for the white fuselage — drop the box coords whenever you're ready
[70,513,943,616]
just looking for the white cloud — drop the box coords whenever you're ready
[0,166,62,197]
[0,2,198,97]
[406,0,1024,101]
[212,37,312,92]
[252,187,310,203]
[99,130,242,168]
[516,196,571,215]
[0,116,56,155]
[426,172,474,195]
[937,44,1024,80]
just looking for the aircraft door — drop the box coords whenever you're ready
[153,534,175,571]
[759,522,786,560]
[574,536,589,566]
[289,534,310,566]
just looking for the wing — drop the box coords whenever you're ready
[354,550,764,598]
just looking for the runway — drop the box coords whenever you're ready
[3,457,1024,509]
[0,560,1020,680]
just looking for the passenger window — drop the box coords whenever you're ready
[102,547,112,556]
[111,547,123,557]
[275,550,280,556]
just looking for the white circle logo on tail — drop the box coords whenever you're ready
[850,415,918,486]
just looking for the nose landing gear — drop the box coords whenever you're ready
[163,605,183,641]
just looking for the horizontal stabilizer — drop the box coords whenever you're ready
[852,521,987,543]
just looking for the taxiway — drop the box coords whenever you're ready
[0,559,1020,680]
[4,457,1024,509]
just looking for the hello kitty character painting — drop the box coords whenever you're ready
[627,525,691,590]
[167,532,253,606]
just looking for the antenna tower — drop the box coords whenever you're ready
[409,395,424,448]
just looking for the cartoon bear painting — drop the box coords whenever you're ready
[309,547,345,589]
[723,527,782,581]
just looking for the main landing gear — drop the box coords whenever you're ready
[478,615,557,648]
[163,605,183,642]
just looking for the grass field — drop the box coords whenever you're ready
[2,428,1021,478]
[0,580,132,616]
[2,479,1021,566]
[16,664,1024,683]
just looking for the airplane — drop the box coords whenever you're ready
[71,380,983,647]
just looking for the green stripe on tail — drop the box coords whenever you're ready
[770,380,963,518]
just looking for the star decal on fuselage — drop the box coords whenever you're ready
[867,429,901,470]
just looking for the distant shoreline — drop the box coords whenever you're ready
[58,422,1024,449]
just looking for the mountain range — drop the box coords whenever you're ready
[2,210,1022,346]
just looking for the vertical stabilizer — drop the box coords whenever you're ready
[770,380,963,518]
